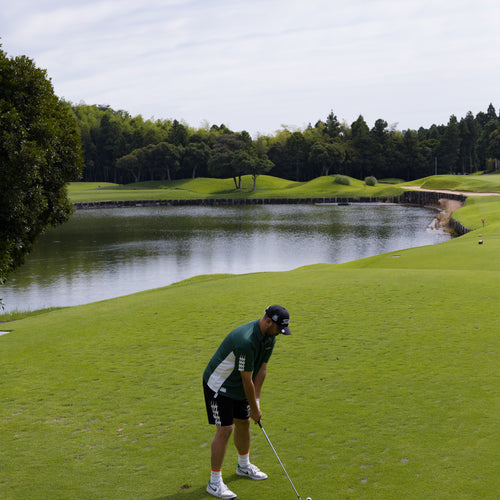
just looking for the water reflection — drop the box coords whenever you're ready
[1,204,449,312]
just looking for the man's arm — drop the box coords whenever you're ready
[241,371,262,422]
[253,362,268,401]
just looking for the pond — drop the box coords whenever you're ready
[1,204,450,312]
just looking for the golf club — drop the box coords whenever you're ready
[258,421,311,500]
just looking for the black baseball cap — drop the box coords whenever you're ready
[265,305,291,335]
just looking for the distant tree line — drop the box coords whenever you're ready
[72,103,500,186]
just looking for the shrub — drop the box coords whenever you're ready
[334,175,351,186]
[365,176,377,186]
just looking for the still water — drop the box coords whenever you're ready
[1,204,449,312]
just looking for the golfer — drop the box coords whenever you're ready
[203,305,291,499]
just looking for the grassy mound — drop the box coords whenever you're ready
[416,174,500,193]
[68,175,404,203]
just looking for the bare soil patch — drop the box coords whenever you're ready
[435,198,463,229]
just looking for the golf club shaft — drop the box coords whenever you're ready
[258,421,302,500]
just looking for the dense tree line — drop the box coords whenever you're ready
[72,103,500,186]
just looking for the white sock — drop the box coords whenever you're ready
[238,451,250,468]
[210,469,222,483]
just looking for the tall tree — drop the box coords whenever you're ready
[486,103,497,122]
[349,115,372,178]
[168,119,189,146]
[399,130,427,179]
[285,132,309,181]
[458,112,480,174]
[486,126,500,165]
[325,111,341,139]
[0,48,83,287]
[94,111,126,182]
[370,119,389,178]
[477,115,499,169]
[436,115,461,174]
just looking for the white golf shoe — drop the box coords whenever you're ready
[206,480,237,499]
[236,463,268,480]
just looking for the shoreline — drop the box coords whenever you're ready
[434,198,465,232]
[73,190,467,210]
[72,190,470,235]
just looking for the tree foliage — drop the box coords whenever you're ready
[0,47,84,285]
[208,133,250,188]
[70,102,500,187]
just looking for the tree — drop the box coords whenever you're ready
[208,134,248,188]
[369,119,389,178]
[250,136,274,190]
[182,141,211,178]
[155,142,183,181]
[436,115,461,174]
[477,115,499,169]
[94,111,126,182]
[285,132,309,181]
[458,112,480,174]
[325,111,341,139]
[399,130,427,179]
[349,115,373,178]
[308,141,344,177]
[486,126,500,164]
[486,103,497,122]
[249,156,274,190]
[115,149,144,182]
[168,119,189,146]
[0,48,84,288]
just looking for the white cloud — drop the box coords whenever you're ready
[2,0,500,134]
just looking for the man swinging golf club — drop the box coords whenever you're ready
[203,305,291,499]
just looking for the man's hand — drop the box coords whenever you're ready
[250,405,262,423]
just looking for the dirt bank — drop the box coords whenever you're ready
[434,198,464,230]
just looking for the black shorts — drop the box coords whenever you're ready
[203,380,250,426]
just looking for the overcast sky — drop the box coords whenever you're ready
[2,0,499,136]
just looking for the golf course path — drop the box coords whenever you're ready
[402,185,500,196]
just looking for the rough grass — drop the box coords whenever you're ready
[1,175,499,499]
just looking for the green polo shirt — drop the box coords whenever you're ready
[203,320,276,400]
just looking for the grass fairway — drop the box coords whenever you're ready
[1,179,499,499]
